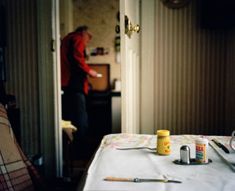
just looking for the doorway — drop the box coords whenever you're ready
[59,0,121,177]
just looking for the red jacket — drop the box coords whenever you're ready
[61,32,91,94]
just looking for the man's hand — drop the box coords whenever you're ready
[89,69,98,78]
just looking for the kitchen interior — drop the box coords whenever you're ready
[60,0,122,179]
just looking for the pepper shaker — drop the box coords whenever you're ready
[180,145,190,164]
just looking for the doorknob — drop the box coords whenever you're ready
[125,15,140,38]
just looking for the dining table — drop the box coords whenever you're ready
[80,133,235,191]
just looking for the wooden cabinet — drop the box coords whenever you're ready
[87,91,112,139]
[87,64,112,139]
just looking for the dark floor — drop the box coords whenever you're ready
[49,135,102,191]
[49,160,89,191]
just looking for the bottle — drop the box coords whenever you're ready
[157,130,171,155]
[195,138,208,163]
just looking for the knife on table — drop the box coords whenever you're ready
[212,139,230,154]
[104,176,182,183]
[116,147,156,150]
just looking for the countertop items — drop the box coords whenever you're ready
[104,176,182,183]
[212,139,230,154]
[82,134,235,191]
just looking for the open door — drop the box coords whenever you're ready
[120,0,141,133]
[52,0,63,177]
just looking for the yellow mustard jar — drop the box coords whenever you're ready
[157,130,171,155]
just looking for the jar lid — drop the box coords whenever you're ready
[157,130,170,136]
[195,138,208,144]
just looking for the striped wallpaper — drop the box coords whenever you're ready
[154,0,235,135]
[3,0,39,154]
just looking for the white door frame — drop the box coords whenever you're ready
[52,0,63,177]
[120,0,140,134]
[120,0,155,134]
[37,0,62,178]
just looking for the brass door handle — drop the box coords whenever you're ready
[125,15,140,38]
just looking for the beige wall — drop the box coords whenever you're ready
[153,0,235,135]
[72,0,120,85]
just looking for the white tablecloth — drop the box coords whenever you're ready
[82,134,235,191]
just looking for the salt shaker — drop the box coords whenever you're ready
[180,145,190,164]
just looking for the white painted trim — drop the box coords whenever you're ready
[120,0,127,133]
[120,0,141,134]
[52,0,63,177]
[140,0,155,134]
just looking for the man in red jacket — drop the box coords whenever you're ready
[61,26,98,145]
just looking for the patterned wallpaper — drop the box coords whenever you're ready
[73,0,120,84]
